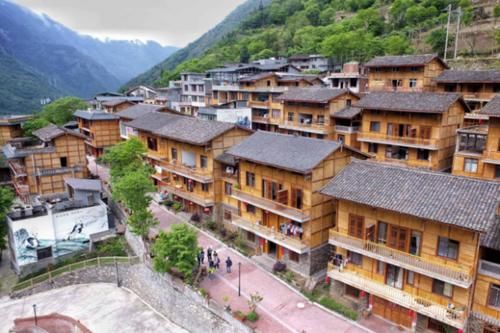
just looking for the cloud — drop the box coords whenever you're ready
[13,0,247,46]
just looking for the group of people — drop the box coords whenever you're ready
[197,246,233,279]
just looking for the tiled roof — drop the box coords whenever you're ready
[479,95,500,117]
[276,88,351,103]
[226,131,342,174]
[125,112,177,132]
[481,216,500,250]
[117,104,165,120]
[435,70,500,83]
[74,110,120,121]
[365,54,447,68]
[321,160,499,232]
[355,92,464,113]
[33,124,86,142]
[215,152,236,166]
[101,99,133,107]
[332,106,362,119]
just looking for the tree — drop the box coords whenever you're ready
[101,137,148,182]
[112,169,155,213]
[383,34,413,55]
[22,118,50,137]
[494,4,500,20]
[426,28,453,56]
[152,224,198,279]
[128,208,158,239]
[0,187,15,259]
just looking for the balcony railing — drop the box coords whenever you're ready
[358,132,438,149]
[232,215,309,254]
[13,180,29,195]
[279,120,328,134]
[463,92,493,101]
[328,266,466,329]
[8,160,27,177]
[160,183,214,207]
[232,189,310,223]
[35,165,85,177]
[161,161,213,183]
[252,115,270,123]
[478,260,500,280]
[334,125,361,133]
[329,230,472,288]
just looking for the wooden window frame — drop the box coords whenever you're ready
[432,279,454,299]
[388,225,409,252]
[348,214,364,239]
[200,155,208,169]
[488,283,500,309]
[245,172,255,187]
[436,237,459,261]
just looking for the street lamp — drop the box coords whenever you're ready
[32,304,37,326]
[238,262,241,297]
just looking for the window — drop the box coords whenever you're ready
[377,261,385,274]
[437,237,459,260]
[348,214,364,239]
[346,99,352,106]
[147,137,158,151]
[224,182,232,195]
[271,109,280,119]
[288,112,294,121]
[267,80,271,87]
[377,222,388,244]
[245,172,255,187]
[409,79,417,88]
[223,210,232,221]
[337,134,345,144]
[60,157,68,167]
[171,148,178,161]
[317,115,325,124]
[407,271,415,286]
[388,225,408,251]
[291,187,303,209]
[432,279,453,297]
[201,183,209,192]
[348,251,362,266]
[369,121,380,132]
[410,66,420,72]
[409,231,422,256]
[262,179,282,201]
[246,204,256,214]
[464,158,478,173]
[385,146,408,160]
[247,231,256,242]
[289,250,300,263]
[386,264,403,289]
[488,284,500,308]
[36,246,52,260]
[317,134,324,139]
[200,155,208,168]
[368,143,378,154]
[417,149,430,161]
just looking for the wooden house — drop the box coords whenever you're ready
[2,124,88,202]
[452,95,500,180]
[74,110,121,157]
[125,112,251,217]
[0,115,32,145]
[434,70,500,126]
[225,131,368,277]
[330,106,362,149]
[101,100,135,113]
[321,160,500,332]
[356,92,468,171]
[365,54,448,93]
[117,103,171,139]
[276,88,359,140]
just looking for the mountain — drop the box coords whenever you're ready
[129,0,496,87]
[123,0,271,89]
[0,0,178,114]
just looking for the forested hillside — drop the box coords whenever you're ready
[152,0,498,86]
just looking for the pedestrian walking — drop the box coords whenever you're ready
[207,246,213,261]
[213,250,218,261]
[199,249,205,264]
[225,256,233,273]
[197,252,201,266]
[215,256,220,269]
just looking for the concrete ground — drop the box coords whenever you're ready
[0,283,188,333]
[0,248,18,297]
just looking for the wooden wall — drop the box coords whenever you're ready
[0,124,22,145]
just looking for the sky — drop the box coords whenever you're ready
[13,0,248,47]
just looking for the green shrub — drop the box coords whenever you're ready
[284,271,294,283]
[318,297,358,320]
[95,237,128,257]
[172,202,183,212]
[205,219,217,231]
[246,311,259,322]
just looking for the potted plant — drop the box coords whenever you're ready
[233,310,246,322]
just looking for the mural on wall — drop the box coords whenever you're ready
[11,205,108,266]
[217,108,252,129]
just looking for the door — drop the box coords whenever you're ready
[373,296,413,328]
[386,264,403,289]
[268,241,277,258]
[388,226,408,252]
[366,225,376,242]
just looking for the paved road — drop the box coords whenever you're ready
[0,283,187,333]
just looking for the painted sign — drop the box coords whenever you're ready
[216,108,252,129]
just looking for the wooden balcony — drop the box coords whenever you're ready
[328,265,466,329]
[329,230,472,288]
[8,160,27,177]
[160,183,214,207]
[252,115,270,124]
[358,132,439,150]
[232,215,309,254]
[463,92,493,101]
[35,165,85,177]
[334,125,360,133]
[279,120,328,135]
[232,189,310,223]
[161,161,213,183]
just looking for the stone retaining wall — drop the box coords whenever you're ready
[11,263,252,333]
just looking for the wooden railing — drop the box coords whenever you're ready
[280,120,328,134]
[162,161,213,183]
[12,256,140,292]
[9,160,27,177]
[334,125,360,133]
[232,189,310,222]
[232,215,309,254]
[160,183,214,207]
[358,132,438,148]
[328,265,466,329]
[252,115,270,123]
[329,230,472,288]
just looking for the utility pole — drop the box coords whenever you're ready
[33,304,38,326]
[454,7,462,60]
[444,4,452,61]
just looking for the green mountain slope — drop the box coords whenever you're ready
[122,0,272,89]
[141,0,491,86]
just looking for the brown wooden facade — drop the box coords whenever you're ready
[0,116,32,145]
[76,117,121,157]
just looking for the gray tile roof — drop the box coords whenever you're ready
[226,131,342,174]
[365,54,447,68]
[117,104,166,120]
[65,178,102,192]
[479,95,500,117]
[74,110,120,121]
[33,124,87,142]
[276,88,351,103]
[215,152,236,166]
[102,99,134,107]
[481,216,500,250]
[355,92,464,113]
[321,160,500,232]
[435,70,500,83]
[126,112,177,132]
[332,106,362,119]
